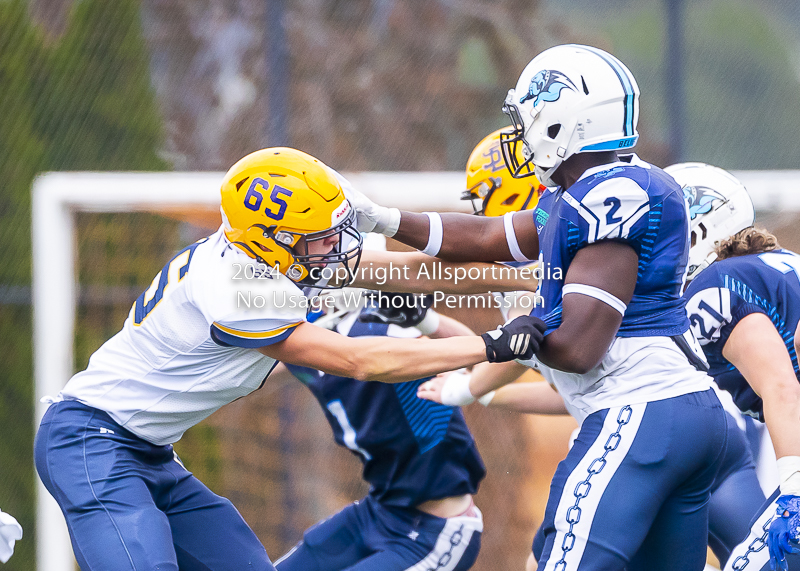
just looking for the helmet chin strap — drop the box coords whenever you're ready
[534,162,561,189]
[687,251,719,282]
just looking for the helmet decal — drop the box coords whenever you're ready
[481,144,506,174]
[683,185,727,220]
[519,70,577,107]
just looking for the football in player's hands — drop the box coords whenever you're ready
[481,316,546,363]
[768,495,800,571]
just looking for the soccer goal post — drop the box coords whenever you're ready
[31,169,800,571]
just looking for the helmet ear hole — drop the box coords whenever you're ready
[501,193,520,206]
[698,222,708,241]
[690,231,697,248]
[547,123,562,139]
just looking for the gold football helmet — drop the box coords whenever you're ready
[462,127,544,217]
[220,147,362,288]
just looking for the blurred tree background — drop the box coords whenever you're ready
[1,0,799,569]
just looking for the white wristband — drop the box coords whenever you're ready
[778,455,800,496]
[562,283,627,316]
[415,310,440,336]
[421,212,443,256]
[503,213,532,262]
[381,208,401,237]
[440,371,475,406]
[478,391,496,406]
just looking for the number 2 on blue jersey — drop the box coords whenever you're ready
[133,241,204,325]
[604,196,622,224]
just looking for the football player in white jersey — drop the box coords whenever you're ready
[34,147,546,571]
[347,44,730,570]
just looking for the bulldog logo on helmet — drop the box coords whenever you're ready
[683,185,728,220]
[520,70,577,107]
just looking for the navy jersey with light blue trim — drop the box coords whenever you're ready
[284,314,485,508]
[684,250,800,421]
[533,158,691,337]
[533,188,559,234]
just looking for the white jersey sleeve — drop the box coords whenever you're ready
[58,228,308,445]
[193,250,307,348]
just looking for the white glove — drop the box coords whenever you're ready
[440,370,495,407]
[334,171,400,236]
[0,510,22,564]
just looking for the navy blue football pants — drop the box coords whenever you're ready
[707,412,766,566]
[274,495,482,571]
[34,400,274,571]
[534,390,728,571]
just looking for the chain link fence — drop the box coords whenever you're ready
[2,0,800,569]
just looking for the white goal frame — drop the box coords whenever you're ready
[32,169,800,571]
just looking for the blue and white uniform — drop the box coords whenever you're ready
[275,310,485,571]
[35,227,308,571]
[684,249,800,571]
[520,155,727,570]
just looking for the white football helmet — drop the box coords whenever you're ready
[500,44,640,187]
[665,162,755,282]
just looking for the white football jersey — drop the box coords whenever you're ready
[518,337,712,424]
[58,227,307,445]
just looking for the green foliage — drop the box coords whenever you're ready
[0,0,46,286]
[603,0,800,169]
[683,0,800,169]
[0,1,167,568]
[35,0,165,170]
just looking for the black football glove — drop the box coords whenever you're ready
[358,292,433,328]
[481,316,546,362]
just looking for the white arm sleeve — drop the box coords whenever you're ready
[503,213,533,262]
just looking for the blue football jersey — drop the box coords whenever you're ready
[533,155,691,338]
[284,312,486,508]
[684,250,800,420]
[532,187,559,234]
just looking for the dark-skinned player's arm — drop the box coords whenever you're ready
[536,240,638,374]
[353,250,539,294]
[342,183,539,263]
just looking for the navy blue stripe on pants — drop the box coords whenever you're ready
[35,400,274,571]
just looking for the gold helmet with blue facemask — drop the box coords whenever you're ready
[220,147,363,288]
